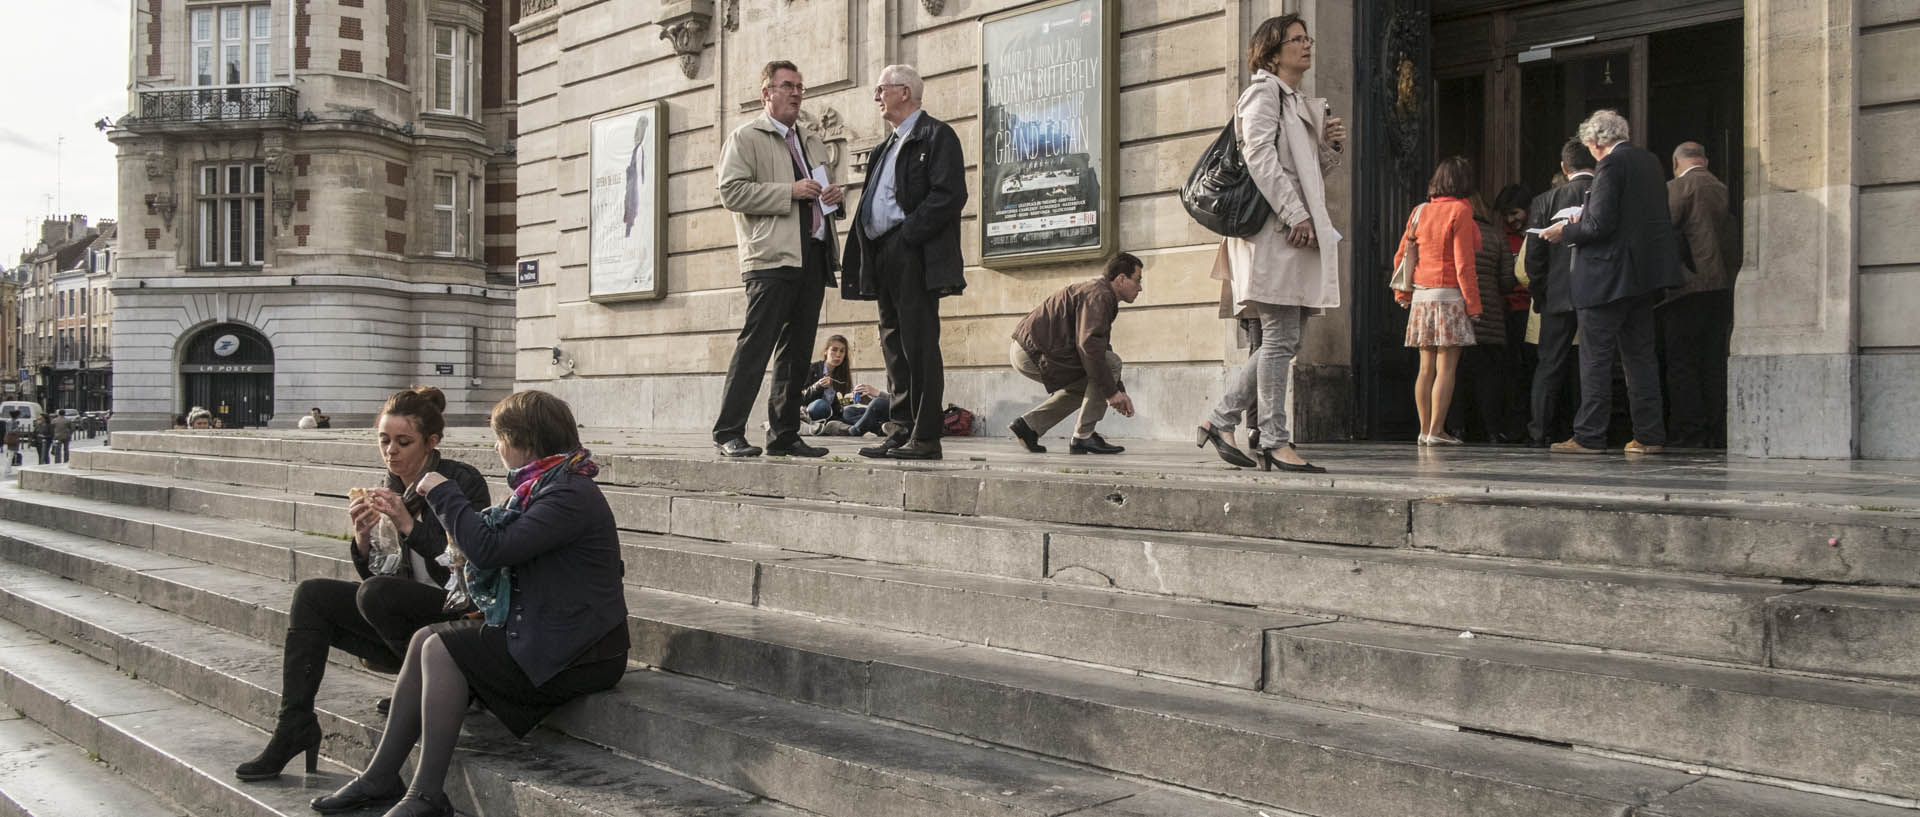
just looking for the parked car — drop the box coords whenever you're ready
[56,409,78,419]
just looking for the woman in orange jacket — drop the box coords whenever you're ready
[1393,156,1483,445]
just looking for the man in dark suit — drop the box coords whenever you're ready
[1661,141,1739,448]
[842,64,968,461]
[1521,139,1595,447]
[1541,109,1687,454]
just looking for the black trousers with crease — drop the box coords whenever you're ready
[711,241,830,446]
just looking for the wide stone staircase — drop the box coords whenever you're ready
[0,430,1916,816]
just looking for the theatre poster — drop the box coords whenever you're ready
[588,101,667,301]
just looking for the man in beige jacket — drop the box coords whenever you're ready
[711,60,845,458]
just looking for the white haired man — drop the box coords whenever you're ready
[1540,109,1687,455]
[841,64,968,461]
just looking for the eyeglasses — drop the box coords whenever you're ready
[874,83,906,96]
[1283,34,1314,47]
[766,81,806,95]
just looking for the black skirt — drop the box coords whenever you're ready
[428,618,627,738]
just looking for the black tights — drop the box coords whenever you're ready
[363,627,469,799]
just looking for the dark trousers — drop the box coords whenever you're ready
[873,234,945,442]
[1447,344,1508,441]
[712,242,829,445]
[290,575,459,668]
[1529,310,1581,444]
[1657,289,1733,447]
[1573,293,1665,448]
[32,437,49,465]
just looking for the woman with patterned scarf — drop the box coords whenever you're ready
[235,386,490,784]
[311,390,629,817]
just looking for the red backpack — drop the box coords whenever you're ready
[941,404,975,437]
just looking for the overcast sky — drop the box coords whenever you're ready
[0,0,128,265]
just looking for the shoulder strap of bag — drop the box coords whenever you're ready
[1401,203,1425,250]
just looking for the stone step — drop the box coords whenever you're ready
[79,439,1920,589]
[0,714,191,817]
[1,487,1911,817]
[1265,619,1920,799]
[15,471,1920,683]
[0,548,1257,817]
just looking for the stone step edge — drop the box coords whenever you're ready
[0,554,1259,817]
[107,430,1920,518]
[0,714,193,817]
[53,448,1920,592]
[10,480,1918,691]
[3,490,1904,817]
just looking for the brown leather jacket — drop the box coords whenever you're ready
[1011,278,1124,398]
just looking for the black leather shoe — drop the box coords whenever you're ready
[311,774,406,814]
[381,790,454,817]
[886,439,943,460]
[375,697,390,716]
[1008,417,1046,453]
[766,439,828,457]
[1069,433,1124,455]
[859,434,909,458]
[715,438,762,458]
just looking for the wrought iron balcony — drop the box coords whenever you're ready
[129,85,298,127]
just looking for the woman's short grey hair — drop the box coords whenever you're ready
[1578,109,1631,147]
[881,64,924,103]
[186,407,212,424]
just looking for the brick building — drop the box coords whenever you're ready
[107,0,521,429]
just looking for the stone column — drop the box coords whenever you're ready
[1727,0,1858,458]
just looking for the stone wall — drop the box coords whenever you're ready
[511,0,1355,441]
[1854,0,1920,459]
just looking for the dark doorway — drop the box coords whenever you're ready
[179,323,275,427]
[1648,19,1743,218]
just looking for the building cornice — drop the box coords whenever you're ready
[109,273,513,302]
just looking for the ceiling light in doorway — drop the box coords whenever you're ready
[1517,35,1595,64]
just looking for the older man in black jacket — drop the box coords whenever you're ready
[843,63,968,461]
[1541,109,1687,454]
[1522,138,1595,447]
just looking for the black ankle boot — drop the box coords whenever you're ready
[382,789,454,817]
[234,715,321,781]
[311,774,406,814]
[236,627,332,781]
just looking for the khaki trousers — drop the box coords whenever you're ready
[1009,340,1122,438]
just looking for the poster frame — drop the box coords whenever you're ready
[978,0,1119,269]
[587,99,669,302]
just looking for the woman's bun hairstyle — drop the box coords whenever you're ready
[379,386,447,440]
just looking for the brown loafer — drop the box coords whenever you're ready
[1624,440,1664,455]
[1550,439,1606,455]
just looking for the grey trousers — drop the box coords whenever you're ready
[1010,341,1122,438]
[1208,303,1304,448]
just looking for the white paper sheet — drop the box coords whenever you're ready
[810,165,839,216]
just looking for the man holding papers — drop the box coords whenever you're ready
[711,60,845,458]
[1540,110,1687,455]
[1521,138,1596,447]
[842,64,969,460]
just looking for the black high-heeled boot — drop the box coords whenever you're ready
[236,628,330,781]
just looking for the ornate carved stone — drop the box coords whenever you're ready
[658,0,714,80]
[920,0,945,14]
[520,0,557,16]
[144,150,171,179]
[722,0,739,31]
[797,106,850,175]
[146,192,177,231]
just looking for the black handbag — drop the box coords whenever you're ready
[1181,118,1273,238]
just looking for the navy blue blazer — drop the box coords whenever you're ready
[1558,142,1687,309]
[427,466,628,686]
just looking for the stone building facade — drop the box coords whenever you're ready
[15,216,111,412]
[108,0,524,429]
[511,0,1915,458]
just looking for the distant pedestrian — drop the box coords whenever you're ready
[310,407,331,429]
[50,413,72,463]
[1540,109,1687,455]
[1007,253,1143,456]
[32,414,51,464]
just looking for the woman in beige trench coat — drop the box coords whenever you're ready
[1196,13,1344,473]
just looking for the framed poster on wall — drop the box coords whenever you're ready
[979,0,1117,268]
[588,100,668,301]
